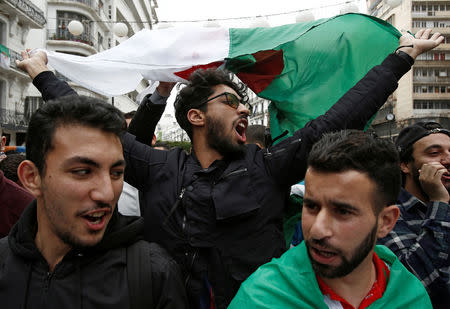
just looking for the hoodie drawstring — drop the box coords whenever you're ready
[22,262,33,309]
[77,255,83,309]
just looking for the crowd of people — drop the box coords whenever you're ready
[0,27,448,309]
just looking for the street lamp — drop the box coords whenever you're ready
[386,113,395,140]
[67,20,129,38]
[67,20,83,36]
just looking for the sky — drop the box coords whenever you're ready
[153,0,367,124]
[156,0,367,28]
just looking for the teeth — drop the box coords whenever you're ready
[89,212,105,218]
[238,123,245,128]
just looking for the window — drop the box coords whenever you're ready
[97,32,104,49]
[56,11,92,44]
[414,100,450,109]
[24,97,44,121]
[0,20,5,45]
[0,79,5,110]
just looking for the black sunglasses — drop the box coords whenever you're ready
[201,92,253,114]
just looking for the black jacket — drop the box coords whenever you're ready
[0,201,188,309]
[32,52,413,308]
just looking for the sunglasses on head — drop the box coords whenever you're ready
[201,92,253,115]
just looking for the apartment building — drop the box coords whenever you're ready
[367,0,449,138]
[0,0,46,146]
[1,0,158,145]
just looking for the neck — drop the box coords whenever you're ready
[404,178,429,204]
[320,252,376,308]
[192,133,223,169]
[35,200,71,272]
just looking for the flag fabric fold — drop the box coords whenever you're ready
[46,13,401,137]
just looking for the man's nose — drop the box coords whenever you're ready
[309,210,333,240]
[90,174,115,204]
[237,103,250,117]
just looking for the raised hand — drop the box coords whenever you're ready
[156,81,176,97]
[15,49,49,80]
[397,28,444,60]
[419,162,450,203]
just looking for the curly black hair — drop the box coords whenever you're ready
[174,69,248,140]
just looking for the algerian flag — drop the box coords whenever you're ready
[46,13,400,138]
[0,44,11,70]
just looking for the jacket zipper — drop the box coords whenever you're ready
[163,187,186,225]
[215,168,248,184]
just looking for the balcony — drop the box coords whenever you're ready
[0,108,28,132]
[49,0,109,20]
[0,44,29,79]
[0,0,46,28]
[413,92,450,100]
[47,29,101,54]
[413,75,450,83]
[412,27,450,34]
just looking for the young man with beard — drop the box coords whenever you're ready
[378,121,450,308]
[229,130,432,308]
[16,29,442,309]
[0,96,187,308]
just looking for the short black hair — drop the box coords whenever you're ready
[246,125,266,147]
[307,130,401,213]
[26,95,126,175]
[174,69,248,139]
[0,153,25,183]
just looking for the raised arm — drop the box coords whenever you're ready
[265,29,444,186]
[16,50,77,101]
[128,82,175,146]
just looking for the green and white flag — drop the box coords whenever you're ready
[0,44,11,70]
[46,13,400,137]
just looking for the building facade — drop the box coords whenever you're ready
[1,0,158,146]
[367,0,450,138]
[0,0,46,146]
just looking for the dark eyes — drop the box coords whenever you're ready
[304,203,353,217]
[72,169,90,176]
[335,208,352,216]
[71,169,124,178]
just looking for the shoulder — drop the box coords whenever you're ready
[230,243,325,309]
[127,240,178,270]
[375,245,432,308]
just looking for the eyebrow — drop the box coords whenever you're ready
[64,156,125,168]
[303,198,360,213]
[423,144,444,152]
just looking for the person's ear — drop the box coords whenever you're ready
[399,161,411,175]
[187,109,206,128]
[17,160,42,197]
[377,205,400,238]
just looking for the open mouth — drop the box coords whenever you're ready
[83,212,106,224]
[313,247,338,258]
[443,171,450,181]
[81,208,111,231]
[234,118,248,143]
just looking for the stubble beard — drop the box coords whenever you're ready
[206,115,246,159]
[306,222,378,279]
[41,193,100,250]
